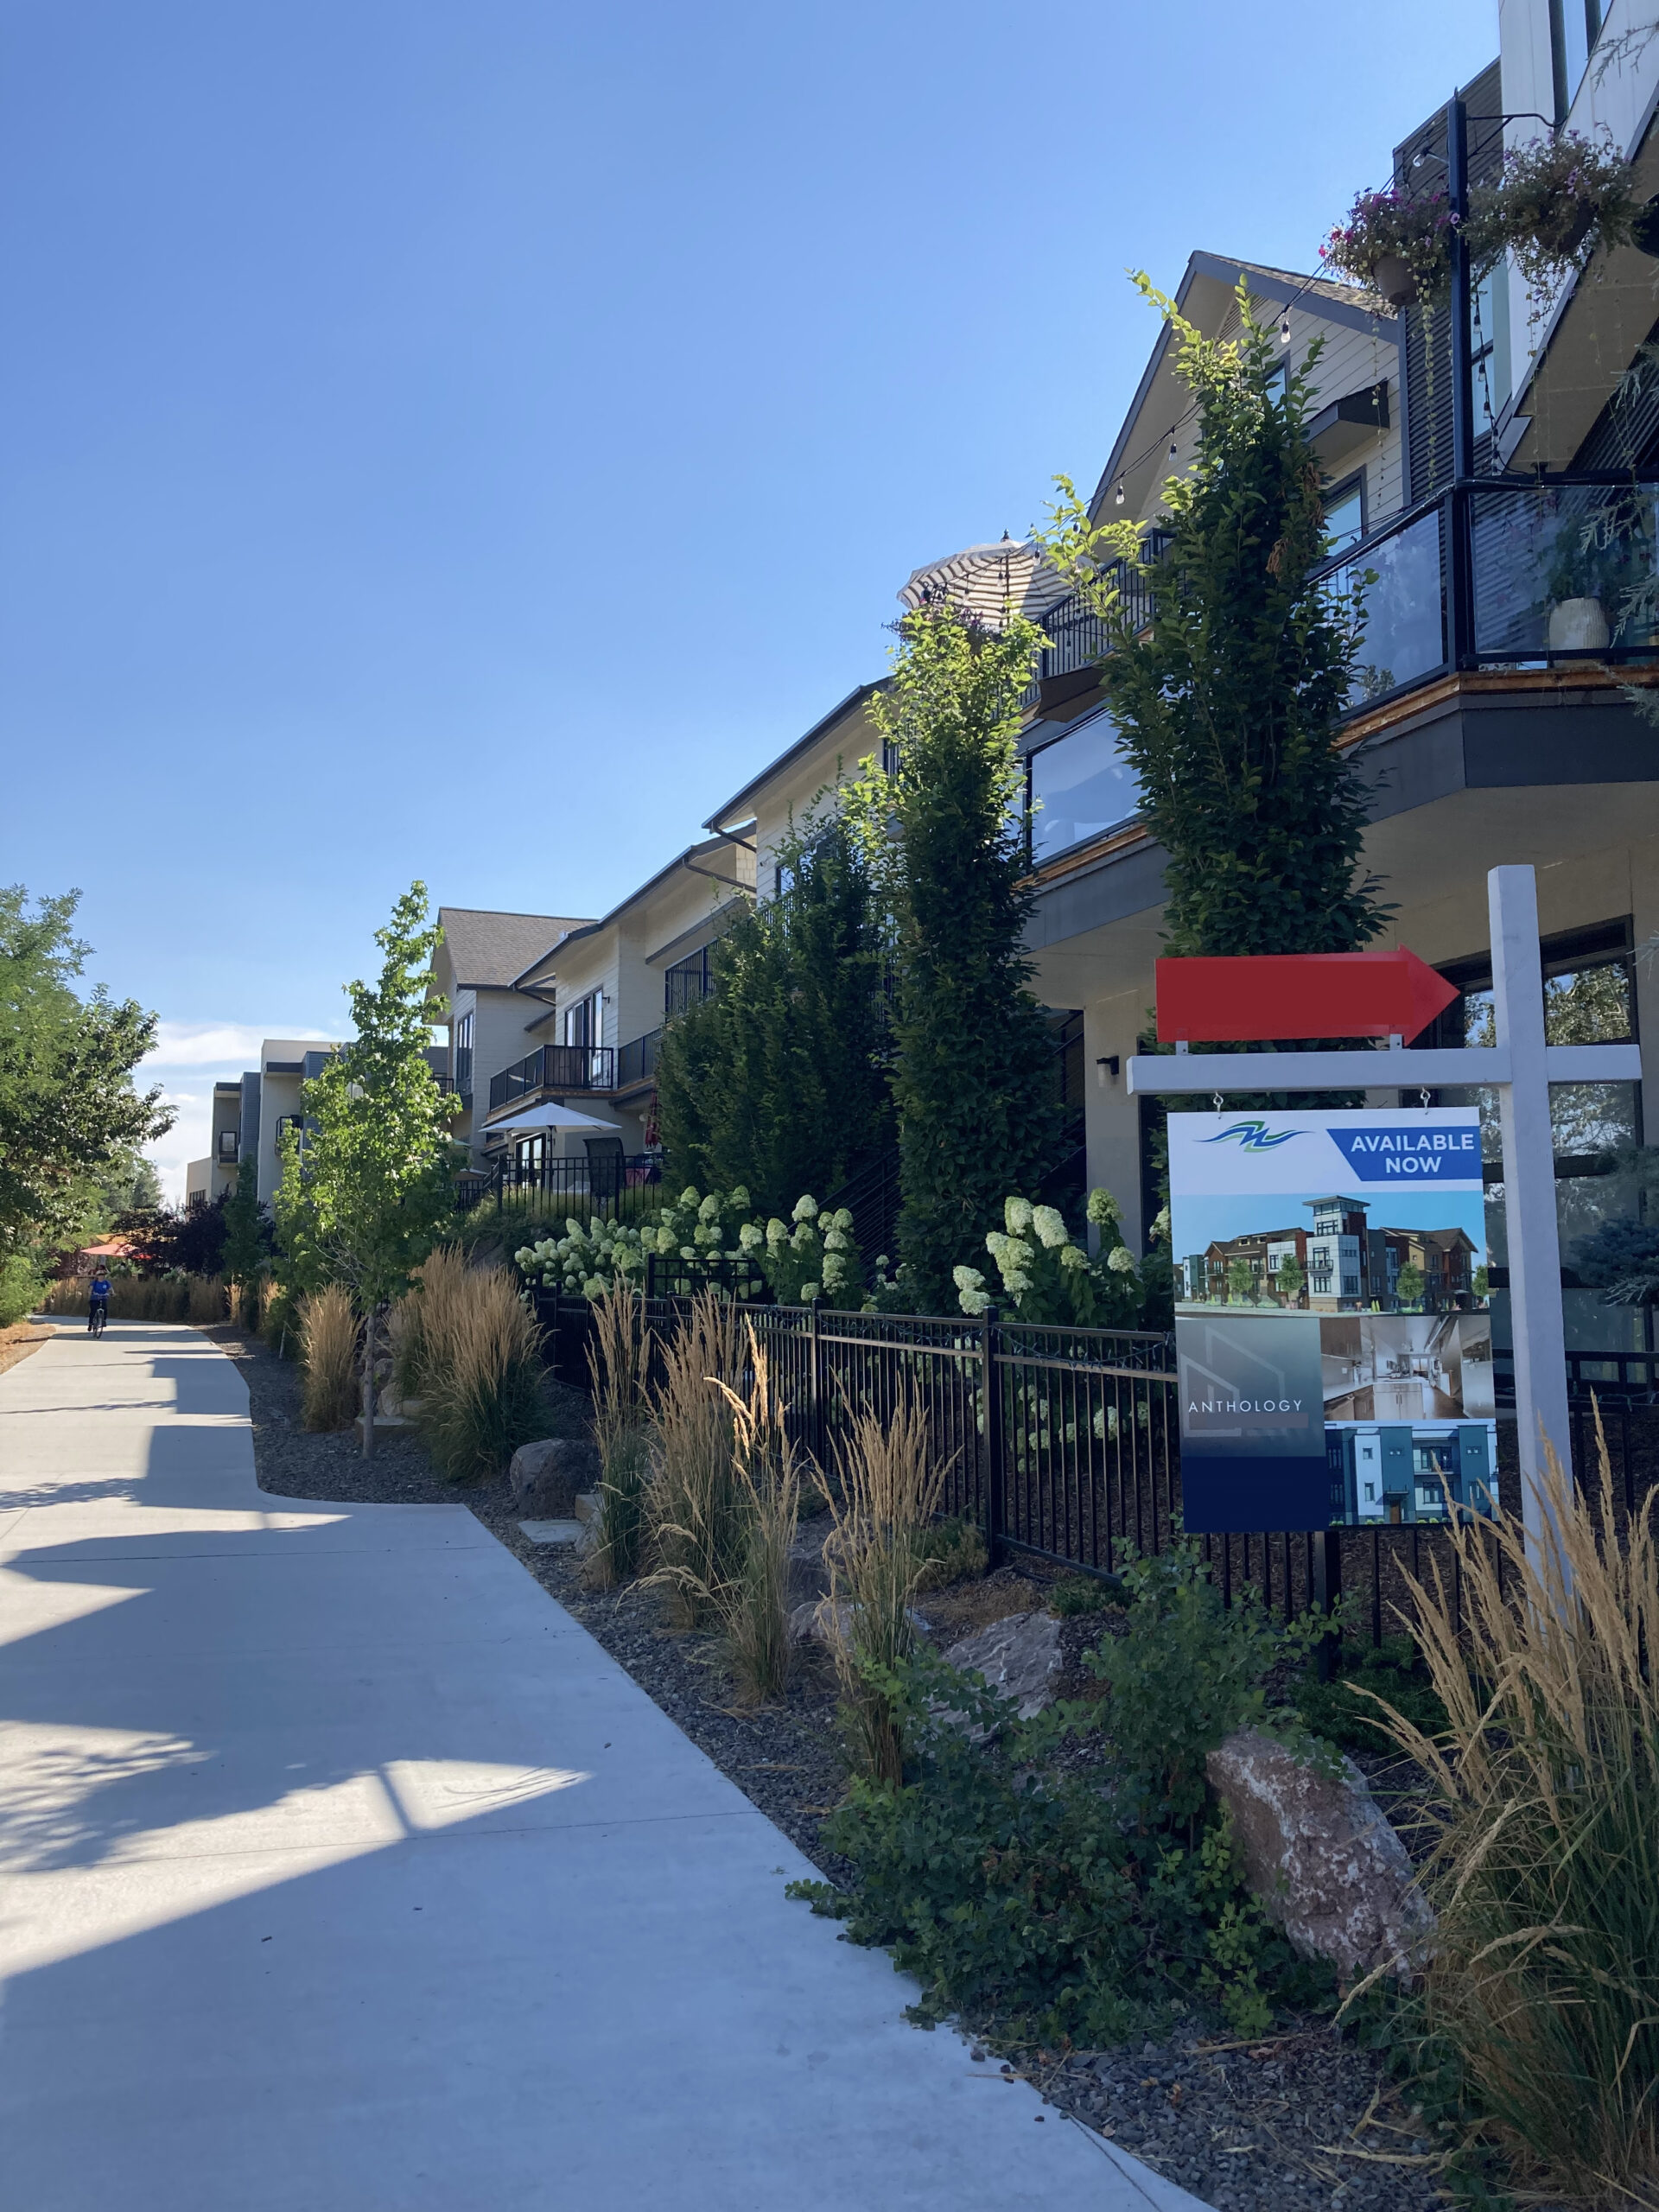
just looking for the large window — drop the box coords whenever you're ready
[1027,709,1141,865]
[454,1010,474,1099]
[1324,474,1365,556]
[1553,0,1605,119]
[563,990,601,1049]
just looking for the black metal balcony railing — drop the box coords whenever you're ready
[487,1043,617,1114]
[1021,477,1659,779]
[614,1028,662,1089]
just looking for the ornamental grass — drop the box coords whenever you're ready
[645,1290,743,1629]
[822,1396,950,1784]
[419,1264,545,1483]
[1363,1417,1659,2204]
[582,1281,655,1590]
[298,1284,359,1431]
[710,1335,803,1704]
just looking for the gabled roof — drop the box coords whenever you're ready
[436,907,593,991]
[1086,251,1396,524]
[512,835,753,991]
[704,681,885,833]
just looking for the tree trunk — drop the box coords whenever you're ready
[362,1305,377,1460]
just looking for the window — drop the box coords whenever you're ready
[275,1114,306,1151]
[1324,474,1365,557]
[217,1128,239,1163]
[563,990,601,1049]
[454,1011,474,1099]
[1027,709,1141,864]
[1553,0,1604,119]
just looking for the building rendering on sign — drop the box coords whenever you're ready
[1185,1202,1478,1313]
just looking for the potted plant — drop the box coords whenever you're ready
[1467,130,1640,321]
[1321,185,1458,308]
[1545,520,1610,652]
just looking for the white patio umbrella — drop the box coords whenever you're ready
[486,1103,622,1136]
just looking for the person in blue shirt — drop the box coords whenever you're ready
[87,1264,111,1332]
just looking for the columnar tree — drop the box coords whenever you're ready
[856,603,1065,1311]
[276,884,459,1452]
[221,1158,268,1300]
[1044,278,1385,960]
[0,886,173,1254]
[654,812,891,1214]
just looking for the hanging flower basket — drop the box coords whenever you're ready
[1321,186,1457,309]
[1466,130,1640,319]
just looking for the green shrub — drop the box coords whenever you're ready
[1294,1635,1449,1758]
[791,1649,1326,2044]
[1082,1537,1325,1832]
[1049,1573,1125,1617]
[0,1253,46,1327]
[912,1515,988,1590]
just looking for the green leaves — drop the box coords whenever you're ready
[871,604,1066,1309]
[0,884,172,1254]
[276,883,460,1308]
[1040,280,1387,963]
[655,814,891,1211]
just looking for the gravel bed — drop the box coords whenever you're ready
[213,1324,1469,2211]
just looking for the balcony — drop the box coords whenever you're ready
[486,1043,617,1116]
[215,1130,239,1165]
[1020,534,1170,712]
[614,1028,662,1090]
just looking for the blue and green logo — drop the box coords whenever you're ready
[1198,1119,1302,1154]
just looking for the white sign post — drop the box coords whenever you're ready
[1128,866,1642,1564]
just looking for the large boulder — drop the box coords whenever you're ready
[943,1611,1065,1719]
[1205,1726,1434,1983]
[508,1437,602,1516]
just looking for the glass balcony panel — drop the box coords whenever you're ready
[1471,481,1659,657]
[1327,505,1446,704]
[1029,711,1141,864]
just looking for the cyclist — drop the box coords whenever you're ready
[87,1263,111,1336]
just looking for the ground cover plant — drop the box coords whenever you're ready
[794,1533,1337,2049]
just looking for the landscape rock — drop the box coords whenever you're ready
[1205,1726,1434,1982]
[508,1438,601,1516]
[788,1597,853,1647]
[943,1610,1065,1719]
[786,1518,834,1603]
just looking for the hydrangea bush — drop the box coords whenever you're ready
[516,1185,864,1306]
[954,1189,1144,1327]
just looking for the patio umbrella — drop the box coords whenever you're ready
[897,534,1072,627]
[485,1103,622,1136]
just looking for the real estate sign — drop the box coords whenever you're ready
[1168,1107,1496,1535]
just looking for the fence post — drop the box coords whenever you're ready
[982,1306,1004,1568]
[808,1298,827,1471]
[1311,1528,1343,1681]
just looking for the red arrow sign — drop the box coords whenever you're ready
[1155,949,1459,1045]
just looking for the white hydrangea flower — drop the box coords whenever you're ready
[739,1222,763,1250]
[1086,1187,1120,1228]
[953,1265,986,1292]
[791,1193,818,1223]
[698,1193,721,1224]
[1058,1243,1086,1272]
[1107,1245,1136,1274]
[729,1185,751,1209]
[800,1281,820,1303]
[679,1244,696,1262]
[1032,1205,1068,1249]
[958,1285,993,1317]
[831,1208,853,1231]
[1005,1196,1033,1235]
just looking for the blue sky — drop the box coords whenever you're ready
[0,1,1501,1194]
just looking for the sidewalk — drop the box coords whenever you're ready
[0,1319,1202,2212]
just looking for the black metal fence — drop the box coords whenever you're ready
[533,1287,1634,1641]
[456,1153,664,1221]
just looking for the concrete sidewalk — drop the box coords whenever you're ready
[0,1319,1201,2211]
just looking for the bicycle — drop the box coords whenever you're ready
[88,1301,108,1338]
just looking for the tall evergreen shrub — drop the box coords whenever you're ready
[1045,279,1385,960]
[859,603,1063,1311]
[654,814,890,1214]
